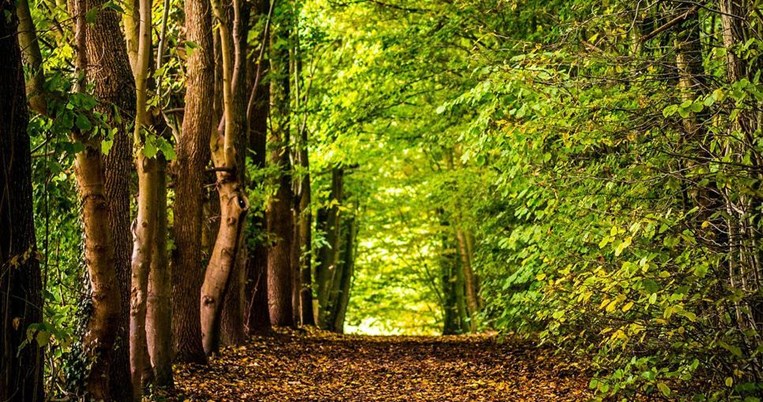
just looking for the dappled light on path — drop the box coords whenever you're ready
[172,329,591,401]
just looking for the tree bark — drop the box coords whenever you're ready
[200,0,249,355]
[0,4,43,399]
[146,153,173,387]
[244,2,272,334]
[172,0,214,364]
[456,229,479,331]
[72,0,136,397]
[266,2,295,327]
[220,0,251,346]
[332,216,357,333]
[316,167,343,329]
[78,0,138,398]
[128,0,155,395]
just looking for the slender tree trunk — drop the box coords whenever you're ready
[146,153,173,387]
[292,28,315,325]
[316,167,343,329]
[200,0,249,355]
[291,208,303,325]
[144,0,173,386]
[332,216,357,333]
[172,0,214,364]
[266,1,295,327]
[128,0,155,395]
[439,213,463,335]
[297,164,316,326]
[245,0,272,334]
[456,229,479,331]
[0,4,43,399]
[221,0,251,345]
[15,0,46,115]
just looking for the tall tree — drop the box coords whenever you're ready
[245,0,273,335]
[127,0,155,395]
[221,0,252,346]
[71,0,136,397]
[145,0,174,385]
[292,15,316,326]
[0,1,43,399]
[316,167,343,329]
[200,0,250,355]
[266,0,295,327]
[172,0,215,364]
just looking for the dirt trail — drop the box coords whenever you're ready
[171,330,592,401]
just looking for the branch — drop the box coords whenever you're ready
[639,4,699,43]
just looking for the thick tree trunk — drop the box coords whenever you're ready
[0,5,43,399]
[79,0,137,398]
[72,0,135,397]
[266,4,295,327]
[105,112,135,402]
[172,0,214,364]
[267,165,295,326]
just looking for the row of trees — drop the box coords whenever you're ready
[294,0,763,398]
[1,0,368,399]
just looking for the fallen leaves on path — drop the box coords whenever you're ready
[171,329,592,401]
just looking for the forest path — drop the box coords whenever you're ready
[171,329,592,401]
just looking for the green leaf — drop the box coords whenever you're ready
[143,138,158,158]
[85,6,99,23]
[35,330,51,347]
[663,104,678,117]
[657,382,671,397]
[101,139,113,155]
[75,114,92,131]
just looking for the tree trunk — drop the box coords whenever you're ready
[0,5,43,399]
[332,216,358,333]
[297,164,316,326]
[200,0,249,355]
[221,245,247,345]
[439,213,465,335]
[220,0,250,346]
[146,153,173,387]
[73,0,135,397]
[79,0,137,398]
[172,0,214,364]
[266,2,295,327]
[456,229,478,331]
[128,0,155,395]
[244,2,272,333]
[316,167,343,329]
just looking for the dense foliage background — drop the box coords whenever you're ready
[6,0,763,399]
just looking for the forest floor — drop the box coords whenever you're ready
[169,328,592,401]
